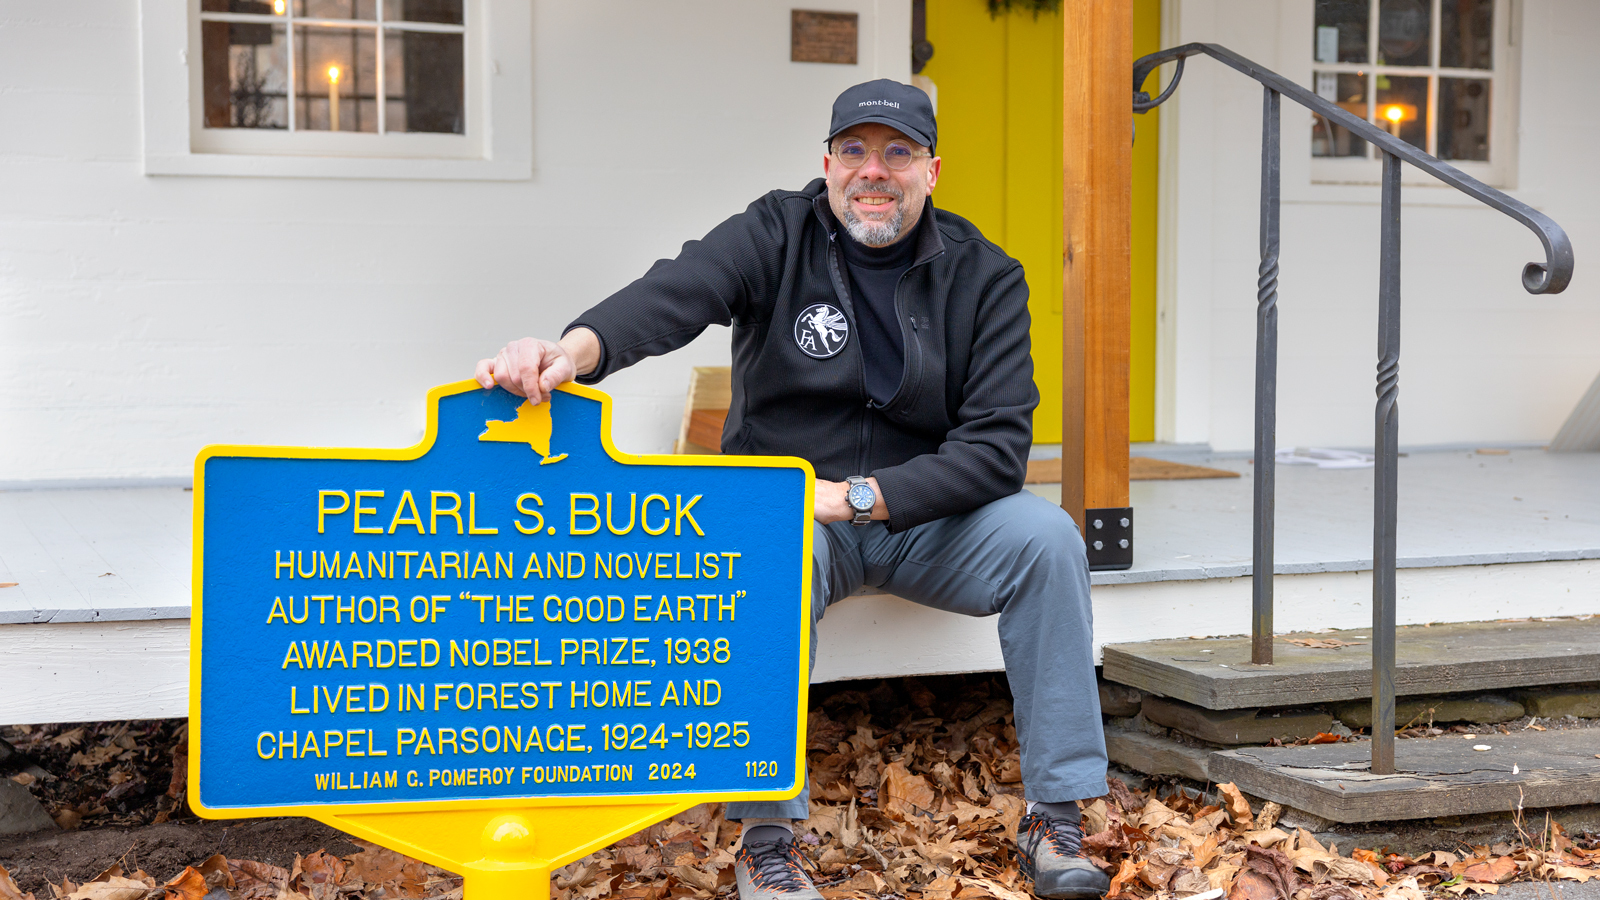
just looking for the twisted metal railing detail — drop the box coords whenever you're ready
[1133,43,1574,775]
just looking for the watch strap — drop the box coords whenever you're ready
[846,475,874,525]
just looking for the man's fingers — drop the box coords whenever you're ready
[491,348,525,398]
[539,348,575,396]
[477,338,567,403]
[531,339,556,403]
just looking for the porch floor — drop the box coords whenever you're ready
[1027,446,1600,585]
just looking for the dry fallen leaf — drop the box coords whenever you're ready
[1283,638,1363,649]
[1172,867,1212,896]
[227,860,288,900]
[63,878,150,900]
[1228,869,1284,900]
[157,868,205,900]
[1311,857,1377,885]
[343,841,408,886]
[879,760,937,819]
[1218,783,1255,830]
[1107,858,1143,899]
[1,865,35,900]
[1461,857,1517,884]
[1381,875,1426,900]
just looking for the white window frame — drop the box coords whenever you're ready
[1309,0,1519,187]
[140,0,531,179]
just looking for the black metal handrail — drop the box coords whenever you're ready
[1132,42,1574,776]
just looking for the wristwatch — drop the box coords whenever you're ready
[845,476,875,525]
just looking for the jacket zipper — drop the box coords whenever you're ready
[885,268,922,410]
[825,231,875,475]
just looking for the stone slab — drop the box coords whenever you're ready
[0,780,55,837]
[1103,618,1600,710]
[1332,694,1525,729]
[1099,680,1145,717]
[1142,695,1332,744]
[1517,687,1600,720]
[1210,728,1600,824]
[1103,726,1215,783]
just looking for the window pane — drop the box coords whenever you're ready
[384,29,464,133]
[201,0,287,12]
[201,20,288,129]
[1378,0,1431,66]
[383,0,464,25]
[1312,72,1369,158]
[295,0,377,19]
[1314,0,1369,63]
[1441,0,1494,69]
[298,27,379,132]
[1376,75,1428,150]
[1438,77,1490,160]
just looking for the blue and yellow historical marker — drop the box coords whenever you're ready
[190,381,813,899]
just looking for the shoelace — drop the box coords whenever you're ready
[739,840,814,893]
[1026,814,1088,860]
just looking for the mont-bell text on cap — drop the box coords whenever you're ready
[827,79,936,151]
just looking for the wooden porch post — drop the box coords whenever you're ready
[1062,1,1134,570]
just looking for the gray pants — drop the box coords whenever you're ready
[726,490,1108,822]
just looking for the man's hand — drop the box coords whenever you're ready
[474,328,601,404]
[813,477,889,524]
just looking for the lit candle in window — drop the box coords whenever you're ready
[273,0,284,13]
[328,65,341,131]
[1380,104,1415,138]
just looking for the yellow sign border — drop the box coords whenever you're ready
[189,379,815,821]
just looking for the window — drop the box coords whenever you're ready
[139,0,530,179]
[197,0,465,136]
[1309,0,1516,185]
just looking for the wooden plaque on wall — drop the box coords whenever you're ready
[791,10,859,65]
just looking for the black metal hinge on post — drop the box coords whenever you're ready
[1085,508,1132,571]
[911,0,934,74]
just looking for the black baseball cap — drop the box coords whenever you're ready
[826,79,937,152]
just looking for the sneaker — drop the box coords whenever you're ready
[1016,812,1111,900]
[734,839,824,900]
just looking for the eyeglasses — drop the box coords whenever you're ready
[831,137,932,171]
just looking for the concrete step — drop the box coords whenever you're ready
[1102,617,1600,710]
[1210,727,1600,824]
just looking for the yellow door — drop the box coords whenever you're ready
[921,0,1159,444]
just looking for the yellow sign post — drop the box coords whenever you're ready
[190,381,813,898]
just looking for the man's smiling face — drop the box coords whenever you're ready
[824,122,941,247]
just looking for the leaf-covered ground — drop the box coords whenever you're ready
[3,675,1597,900]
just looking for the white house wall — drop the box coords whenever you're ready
[0,1,910,483]
[1162,0,1600,451]
[6,0,1594,479]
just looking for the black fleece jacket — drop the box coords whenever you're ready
[568,178,1038,534]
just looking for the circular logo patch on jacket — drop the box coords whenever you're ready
[794,303,849,359]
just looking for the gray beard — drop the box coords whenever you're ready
[841,183,908,246]
[843,206,904,246]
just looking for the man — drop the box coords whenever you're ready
[475,80,1109,900]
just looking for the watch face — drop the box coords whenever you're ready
[848,483,875,511]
